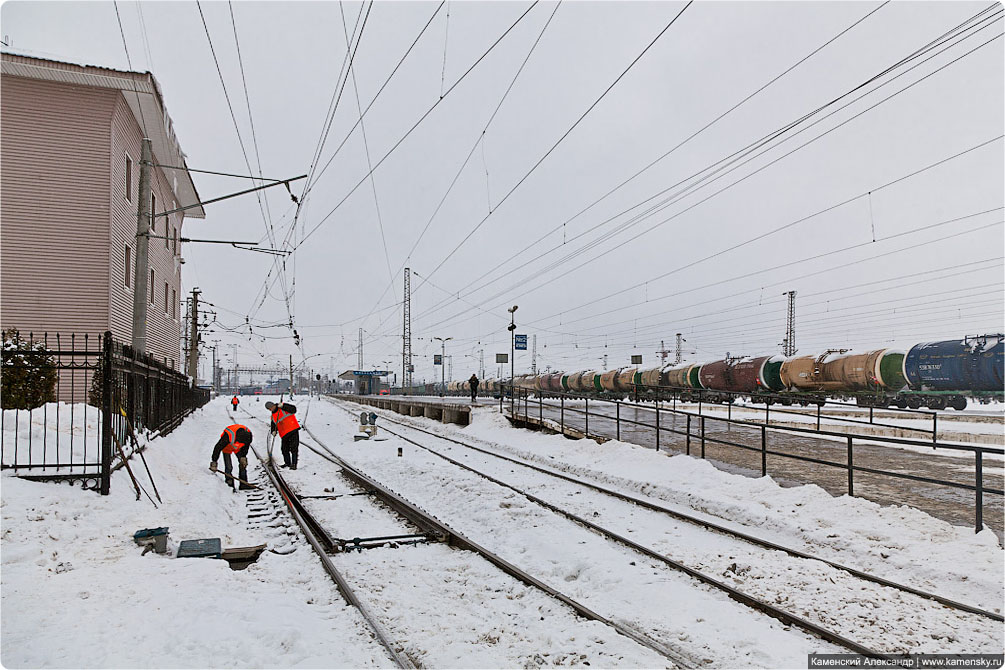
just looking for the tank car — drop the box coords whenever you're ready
[599,368,622,393]
[898,335,1004,409]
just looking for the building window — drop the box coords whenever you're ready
[149,269,155,305]
[165,224,170,249]
[150,193,156,234]
[124,245,132,288]
[173,228,179,255]
[172,288,177,319]
[124,154,133,202]
[164,282,169,314]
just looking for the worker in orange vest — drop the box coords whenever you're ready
[266,401,300,470]
[231,395,239,411]
[210,424,254,490]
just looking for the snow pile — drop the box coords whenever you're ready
[1,399,391,669]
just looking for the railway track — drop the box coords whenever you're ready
[328,397,1003,658]
[234,405,694,669]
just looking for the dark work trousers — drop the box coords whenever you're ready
[281,429,300,468]
[222,445,250,488]
[470,385,478,402]
[231,402,238,412]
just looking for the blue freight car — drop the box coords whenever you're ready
[904,335,1003,395]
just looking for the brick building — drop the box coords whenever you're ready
[1,53,204,370]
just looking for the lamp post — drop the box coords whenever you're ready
[508,305,518,414]
[433,337,452,397]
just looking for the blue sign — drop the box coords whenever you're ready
[434,354,442,365]
[515,334,527,351]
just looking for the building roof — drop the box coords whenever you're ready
[1,52,205,218]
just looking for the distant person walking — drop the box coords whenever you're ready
[231,395,239,412]
[266,401,301,470]
[210,424,254,491]
[468,374,479,402]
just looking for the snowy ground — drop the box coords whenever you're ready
[3,396,1003,668]
[1,399,393,669]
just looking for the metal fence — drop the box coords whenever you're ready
[1,330,209,494]
[504,385,1003,534]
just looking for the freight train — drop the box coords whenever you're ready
[471,335,1004,411]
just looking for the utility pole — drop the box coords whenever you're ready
[507,306,518,414]
[402,268,412,389]
[602,353,608,369]
[782,290,797,356]
[479,349,484,380]
[289,355,294,396]
[447,355,453,383]
[131,138,153,352]
[531,334,537,374]
[434,336,452,396]
[210,345,219,391]
[186,288,201,380]
[675,333,683,365]
[358,328,363,370]
[657,339,672,365]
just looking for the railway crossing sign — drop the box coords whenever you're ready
[515,334,528,350]
[496,353,508,363]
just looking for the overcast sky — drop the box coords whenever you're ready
[4,0,1003,385]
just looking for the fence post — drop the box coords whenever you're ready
[561,395,565,433]
[585,397,589,438]
[616,401,620,442]
[499,387,503,414]
[539,393,543,425]
[847,436,854,497]
[816,403,821,431]
[655,398,660,452]
[933,413,938,444]
[100,332,113,496]
[761,425,767,476]
[975,451,983,533]
[686,414,691,455]
[700,415,706,459]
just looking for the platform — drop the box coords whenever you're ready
[350,396,474,426]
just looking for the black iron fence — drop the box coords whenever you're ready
[503,385,1003,534]
[1,330,209,494]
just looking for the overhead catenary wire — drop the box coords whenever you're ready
[414,12,1004,329]
[355,1,565,337]
[433,0,893,305]
[414,1,695,293]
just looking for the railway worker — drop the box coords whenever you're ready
[266,400,301,470]
[468,374,479,402]
[231,395,239,412]
[210,424,254,491]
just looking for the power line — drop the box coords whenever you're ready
[415,1,694,291]
[295,1,542,249]
[419,26,1004,331]
[435,0,892,306]
[413,8,1003,326]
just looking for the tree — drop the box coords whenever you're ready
[1,329,58,410]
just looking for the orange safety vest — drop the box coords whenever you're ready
[271,407,300,437]
[222,424,249,454]
[231,396,239,404]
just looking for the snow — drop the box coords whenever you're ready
[2,402,104,472]
[3,396,1003,668]
[1,400,393,669]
